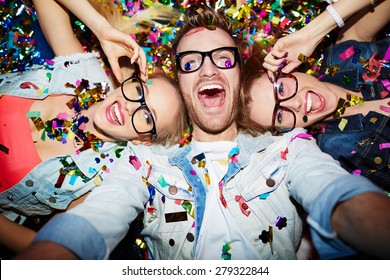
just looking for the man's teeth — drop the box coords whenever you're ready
[199,84,223,91]
[306,92,312,113]
[111,102,123,125]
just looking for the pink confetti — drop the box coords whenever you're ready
[56,112,68,120]
[231,155,238,164]
[381,80,390,93]
[379,143,390,150]
[379,105,390,113]
[78,123,86,130]
[129,155,141,170]
[290,133,312,142]
[339,45,355,61]
[190,170,196,175]
[352,170,361,175]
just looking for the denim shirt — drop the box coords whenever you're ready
[0,52,112,99]
[0,52,118,221]
[315,37,390,190]
[33,129,383,260]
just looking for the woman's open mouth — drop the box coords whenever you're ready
[106,101,124,125]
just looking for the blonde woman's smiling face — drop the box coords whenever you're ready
[92,76,180,141]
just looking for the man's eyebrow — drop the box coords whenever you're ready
[143,82,158,122]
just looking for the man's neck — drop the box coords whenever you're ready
[191,123,238,142]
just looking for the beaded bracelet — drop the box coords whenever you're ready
[326,4,345,28]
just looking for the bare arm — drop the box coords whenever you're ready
[331,192,390,258]
[14,241,78,260]
[263,0,383,75]
[0,215,36,253]
[54,0,147,82]
[32,0,84,55]
[337,0,390,43]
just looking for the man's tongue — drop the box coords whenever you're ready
[199,88,224,107]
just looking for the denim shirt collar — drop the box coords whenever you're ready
[167,132,274,166]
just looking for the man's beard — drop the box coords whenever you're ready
[182,85,240,135]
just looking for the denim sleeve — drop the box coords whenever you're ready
[34,144,150,259]
[33,213,106,259]
[284,130,384,259]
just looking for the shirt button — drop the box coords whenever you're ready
[169,239,175,246]
[25,180,34,187]
[266,178,276,187]
[186,233,195,242]
[49,197,56,203]
[374,157,382,165]
[169,186,178,195]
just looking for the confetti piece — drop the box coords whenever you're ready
[235,195,251,216]
[0,144,9,154]
[352,170,362,175]
[115,148,124,158]
[280,147,288,160]
[290,133,312,142]
[379,105,390,113]
[129,155,141,170]
[221,243,232,260]
[26,111,40,118]
[259,193,270,199]
[338,45,355,61]
[275,216,287,230]
[379,143,390,150]
[157,174,169,188]
[338,118,348,131]
[20,82,39,90]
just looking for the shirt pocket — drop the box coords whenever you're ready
[236,152,289,202]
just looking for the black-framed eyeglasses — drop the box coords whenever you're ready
[120,74,157,140]
[176,47,239,73]
[271,71,298,135]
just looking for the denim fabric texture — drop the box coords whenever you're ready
[33,129,383,259]
[315,37,390,191]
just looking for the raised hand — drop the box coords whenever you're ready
[97,23,148,83]
[263,29,318,79]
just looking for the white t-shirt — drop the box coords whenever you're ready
[192,140,261,260]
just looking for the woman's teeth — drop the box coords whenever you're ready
[306,93,312,113]
[111,102,123,125]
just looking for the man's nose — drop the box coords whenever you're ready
[198,56,220,77]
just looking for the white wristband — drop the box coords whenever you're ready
[326,4,345,28]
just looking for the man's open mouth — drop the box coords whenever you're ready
[198,84,225,107]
